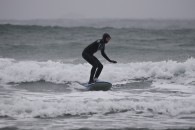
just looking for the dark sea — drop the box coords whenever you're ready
[0,19,195,130]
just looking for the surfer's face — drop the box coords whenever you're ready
[105,37,111,44]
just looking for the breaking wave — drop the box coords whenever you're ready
[0,58,195,85]
[0,91,195,118]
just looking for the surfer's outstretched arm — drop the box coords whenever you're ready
[101,48,117,63]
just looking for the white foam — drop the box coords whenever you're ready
[0,58,195,85]
[1,90,195,118]
[152,82,195,94]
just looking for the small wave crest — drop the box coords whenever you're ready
[0,58,195,85]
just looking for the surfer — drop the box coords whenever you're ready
[82,33,117,84]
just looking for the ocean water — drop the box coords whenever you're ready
[0,19,195,130]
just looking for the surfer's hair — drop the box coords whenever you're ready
[102,33,111,40]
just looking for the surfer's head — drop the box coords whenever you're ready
[102,33,111,44]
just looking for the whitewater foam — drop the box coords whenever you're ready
[0,58,195,85]
[1,90,195,119]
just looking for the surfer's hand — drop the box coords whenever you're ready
[110,60,117,63]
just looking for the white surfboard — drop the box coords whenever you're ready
[83,81,112,91]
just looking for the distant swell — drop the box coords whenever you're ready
[1,19,195,29]
[1,23,195,31]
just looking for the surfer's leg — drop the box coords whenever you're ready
[89,65,97,83]
[82,52,97,83]
[94,57,103,79]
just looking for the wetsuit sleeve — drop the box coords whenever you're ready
[101,46,112,62]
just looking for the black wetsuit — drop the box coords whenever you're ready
[82,39,112,83]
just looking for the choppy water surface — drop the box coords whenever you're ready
[0,19,195,130]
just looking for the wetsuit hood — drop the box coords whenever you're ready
[102,33,111,43]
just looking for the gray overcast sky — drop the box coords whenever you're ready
[0,0,195,20]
